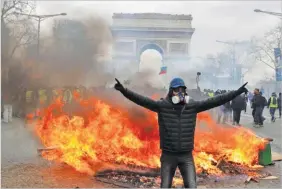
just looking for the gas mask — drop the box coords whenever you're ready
[171,92,190,104]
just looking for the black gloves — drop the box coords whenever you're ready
[114,78,126,93]
[237,82,248,94]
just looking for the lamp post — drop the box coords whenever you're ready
[254,8,282,49]
[254,7,282,91]
[196,72,201,90]
[254,9,282,17]
[14,12,67,58]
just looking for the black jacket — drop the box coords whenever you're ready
[120,88,244,153]
[252,94,267,108]
[278,96,281,108]
[231,95,245,110]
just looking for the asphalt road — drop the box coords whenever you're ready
[241,105,282,153]
[1,118,44,168]
[1,114,281,188]
[1,118,113,188]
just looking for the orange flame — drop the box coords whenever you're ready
[33,94,266,176]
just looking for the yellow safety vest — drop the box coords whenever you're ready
[52,89,58,99]
[63,89,72,103]
[38,89,47,103]
[26,91,33,103]
[208,92,214,97]
[270,97,278,108]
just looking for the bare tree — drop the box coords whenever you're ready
[1,0,36,25]
[211,41,258,86]
[1,0,36,58]
[1,0,37,98]
[251,25,282,70]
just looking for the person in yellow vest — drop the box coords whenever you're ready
[267,92,278,122]
[52,88,59,101]
[63,87,73,116]
[63,87,73,104]
[35,88,45,117]
[26,90,33,104]
[208,90,214,97]
[25,89,34,117]
[38,88,48,105]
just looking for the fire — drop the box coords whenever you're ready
[32,93,267,176]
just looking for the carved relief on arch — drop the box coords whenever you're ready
[113,40,135,55]
[168,42,188,55]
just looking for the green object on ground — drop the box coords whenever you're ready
[259,142,272,166]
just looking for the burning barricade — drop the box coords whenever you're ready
[30,90,270,187]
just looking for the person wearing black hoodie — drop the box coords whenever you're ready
[252,89,266,127]
[114,77,248,188]
[231,93,246,125]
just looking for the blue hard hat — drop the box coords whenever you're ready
[169,78,186,89]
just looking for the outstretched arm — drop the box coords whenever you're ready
[195,90,242,112]
[195,82,248,113]
[114,78,159,112]
[120,89,159,112]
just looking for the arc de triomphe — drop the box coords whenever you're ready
[111,13,195,80]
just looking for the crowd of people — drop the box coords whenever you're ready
[2,84,281,127]
[202,88,282,127]
[1,86,89,120]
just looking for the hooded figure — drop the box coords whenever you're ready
[114,77,248,188]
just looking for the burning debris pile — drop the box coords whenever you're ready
[94,166,272,188]
[32,91,268,186]
[95,169,161,188]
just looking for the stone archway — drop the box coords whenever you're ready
[138,43,164,60]
[111,13,195,81]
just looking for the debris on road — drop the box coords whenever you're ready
[261,176,278,180]
[245,176,259,183]
[95,163,276,188]
[37,146,59,156]
[249,165,264,171]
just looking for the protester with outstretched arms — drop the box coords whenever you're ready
[114,78,248,188]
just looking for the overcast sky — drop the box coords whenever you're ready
[36,1,282,85]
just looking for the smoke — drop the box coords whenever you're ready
[3,10,202,101]
[29,15,170,90]
[35,15,114,88]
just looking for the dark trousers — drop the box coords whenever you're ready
[161,151,197,188]
[252,108,255,119]
[244,104,247,113]
[233,109,241,124]
[279,107,281,118]
[269,108,276,121]
[254,107,263,125]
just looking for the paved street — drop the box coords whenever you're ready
[1,119,44,168]
[1,116,281,188]
[1,118,114,188]
[241,105,282,152]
